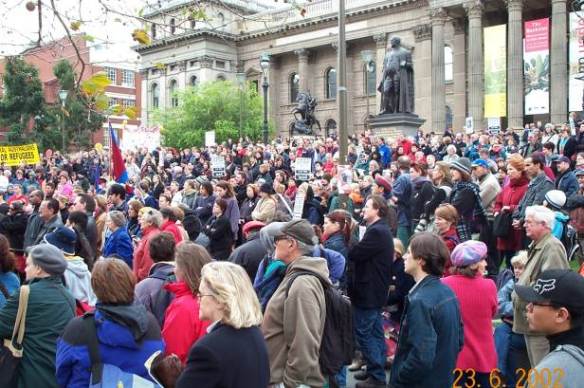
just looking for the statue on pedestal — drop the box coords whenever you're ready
[291,92,321,136]
[378,36,415,114]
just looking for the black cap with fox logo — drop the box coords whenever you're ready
[515,269,584,311]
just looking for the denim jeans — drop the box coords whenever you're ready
[353,306,386,383]
[494,323,527,388]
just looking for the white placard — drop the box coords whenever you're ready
[295,157,312,181]
[205,131,216,147]
[487,117,501,135]
[211,154,225,178]
[465,117,474,134]
[293,192,306,220]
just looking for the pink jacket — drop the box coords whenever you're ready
[442,275,497,372]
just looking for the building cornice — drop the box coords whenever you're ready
[134,28,237,53]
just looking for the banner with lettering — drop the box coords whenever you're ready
[0,144,40,166]
[524,18,550,115]
[484,24,507,117]
[569,12,584,112]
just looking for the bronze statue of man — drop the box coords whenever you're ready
[378,36,415,114]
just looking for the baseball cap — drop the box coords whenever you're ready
[471,159,490,169]
[274,219,319,246]
[515,269,584,311]
[557,156,571,164]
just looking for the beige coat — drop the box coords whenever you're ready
[252,196,276,223]
[512,233,568,334]
[262,256,330,387]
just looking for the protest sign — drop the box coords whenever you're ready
[0,144,40,166]
[295,157,312,181]
[211,154,225,178]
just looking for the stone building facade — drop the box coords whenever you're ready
[136,0,569,137]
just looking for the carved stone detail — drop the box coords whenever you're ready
[413,24,432,42]
[464,0,484,19]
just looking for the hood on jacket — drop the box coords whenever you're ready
[286,256,331,285]
[65,256,90,278]
[260,222,286,253]
[148,261,175,277]
[96,304,150,348]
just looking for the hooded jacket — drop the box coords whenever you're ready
[534,327,584,388]
[64,255,97,306]
[133,225,160,281]
[162,282,210,364]
[262,256,330,387]
[102,226,134,267]
[56,304,164,388]
[229,231,265,281]
[135,261,175,327]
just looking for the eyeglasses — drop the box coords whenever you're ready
[274,235,292,243]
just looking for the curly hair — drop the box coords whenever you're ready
[0,234,15,273]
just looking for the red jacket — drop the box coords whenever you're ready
[493,176,529,251]
[442,275,497,372]
[440,226,460,276]
[133,226,160,281]
[162,282,210,364]
[161,220,183,244]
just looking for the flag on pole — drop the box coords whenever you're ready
[109,123,128,183]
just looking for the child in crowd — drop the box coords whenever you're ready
[493,250,529,387]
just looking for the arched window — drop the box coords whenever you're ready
[445,45,453,82]
[325,119,337,138]
[217,13,225,30]
[169,79,178,107]
[446,105,453,130]
[190,75,197,87]
[290,72,299,103]
[170,18,176,34]
[151,83,159,108]
[151,24,157,40]
[364,61,376,96]
[325,67,337,100]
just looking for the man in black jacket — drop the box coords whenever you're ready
[348,195,393,388]
[72,193,98,254]
[228,221,265,281]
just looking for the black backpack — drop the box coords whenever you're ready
[285,270,354,376]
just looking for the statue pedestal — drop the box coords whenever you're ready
[368,113,426,139]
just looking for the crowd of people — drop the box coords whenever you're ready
[0,122,583,388]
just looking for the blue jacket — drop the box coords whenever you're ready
[390,275,464,388]
[0,271,20,309]
[378,143,392,168]
[392,173,412,227]
[56,304,164,388]
[102,227,134,267]
[324,232,349,259]
[313,244,345,285]
[556,170,579,199]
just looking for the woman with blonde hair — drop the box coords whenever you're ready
[176,261,269,387]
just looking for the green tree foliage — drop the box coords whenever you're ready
[155,80,268,148]
[49,60,105,150]
[0,57,45,144]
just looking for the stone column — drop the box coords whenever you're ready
[414,24,432,129]
[374,33,387,112]
[453,19,467,131]
[431,8,448,132]
[507,0,524,128]
[294,48,310,92]
[464,0,484,128]
[551,0,568,124]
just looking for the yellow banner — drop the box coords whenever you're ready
[484,24,507,117]
[0,144,41,166]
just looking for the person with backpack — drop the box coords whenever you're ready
[0,244,75,388]
[514,269,584,387]
[56,258,164,387]
[134,232,176,328]
[347,195,393,388]
[389,232,464,388]
[261,219,331,387]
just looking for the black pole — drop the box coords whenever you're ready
[262,76,269,145]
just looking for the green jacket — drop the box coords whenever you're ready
[0,276,75,388]
[512,233,569,335]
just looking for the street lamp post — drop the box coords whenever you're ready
[58,89,69,152]
[260,53,270,145]
[360,50,374,130]
[236,72,246,140]
[337,0,348,164]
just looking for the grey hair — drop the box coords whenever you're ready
[140,208,163,228]
[108,210,127,228]
[296,240,315,256]
[525,205,555,230]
